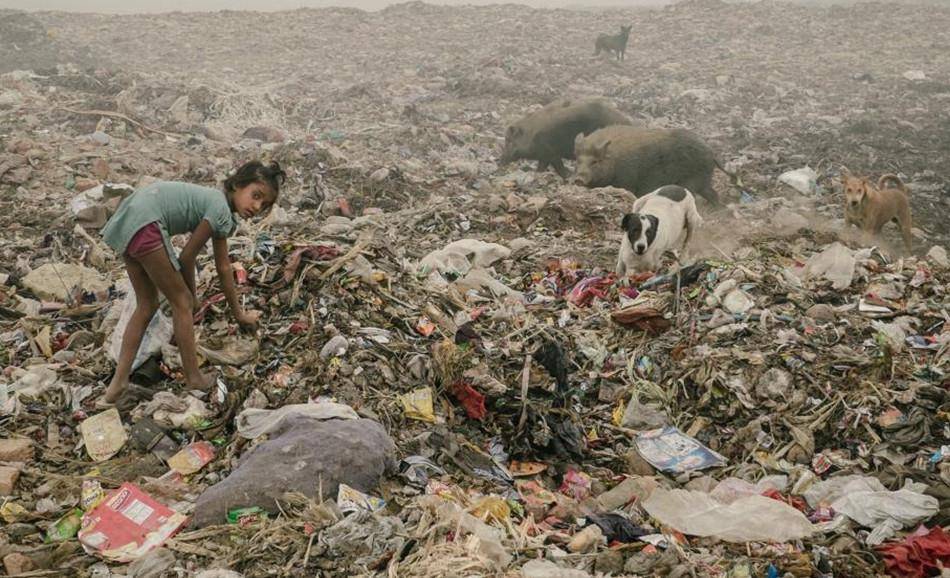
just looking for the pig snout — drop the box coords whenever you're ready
[573,161,592,185]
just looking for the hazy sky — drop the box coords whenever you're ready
[0,0,656,12]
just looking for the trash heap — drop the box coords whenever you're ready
[1,1,949,577]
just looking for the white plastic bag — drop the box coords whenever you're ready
[709,476,788,504]
[643,487,814,543]
[107,292,173,371]
[236,402,359,439]
[802,242,856,290]
[777,167,817,195]
[522,560,591,578]
[420,495,511,568]
[802,475,938,545]
[834,480,936,539]
[417,239,512,290]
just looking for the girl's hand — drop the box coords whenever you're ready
[235,309,261,329]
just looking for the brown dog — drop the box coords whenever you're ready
[842,172,913,252]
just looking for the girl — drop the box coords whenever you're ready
[98,160,286,406]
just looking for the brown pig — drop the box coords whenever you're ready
[574,126,729,205]
[499,98,632,179]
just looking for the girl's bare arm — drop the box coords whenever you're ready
[212,236,258,327]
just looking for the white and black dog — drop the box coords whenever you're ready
[616,185,703,275]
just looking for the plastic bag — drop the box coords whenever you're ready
[521,559,591,578]
[777,167,817,195]
[235,402,358,439]
[107,292,173,371]
[420,495,511,568]
[801,243,856,290]
[643,487,814,543]
[710,476,789,504]
[811,477,939,545]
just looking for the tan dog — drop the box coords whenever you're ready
[842,172,913,252]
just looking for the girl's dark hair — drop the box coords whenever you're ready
[223,160,286,197]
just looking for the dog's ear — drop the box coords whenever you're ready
[621,213,634,230]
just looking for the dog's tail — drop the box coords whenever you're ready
[878,174,907,193]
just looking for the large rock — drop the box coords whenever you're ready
[192,417,395,527]
[23,263,110,301]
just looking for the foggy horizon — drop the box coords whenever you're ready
[0,0,673,13]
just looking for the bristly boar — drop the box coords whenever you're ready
[499,99,632,179]
[574,126,730,205]
[594,25,632,61]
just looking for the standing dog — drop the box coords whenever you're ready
[594,25,632,61]
[842,172,913,252]
[616,185,703,275]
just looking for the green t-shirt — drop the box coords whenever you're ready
[101,181,237,270]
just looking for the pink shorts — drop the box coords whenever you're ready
[125,222,164,259]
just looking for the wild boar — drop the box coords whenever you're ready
[574,126,729,205]
[594,25,632,61]
[499,98,632,179]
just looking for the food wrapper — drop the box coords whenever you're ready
[78,483,188,562]
[635,426,726,473]
[168,441,215,475]
[46,508,83,542]
[399,387,435,422]
[80,408,127,462]
[227,506,267,526]
[82,479,106,510]
[1,502,28,523]
[337,483,386,514]
[416,316,437,336]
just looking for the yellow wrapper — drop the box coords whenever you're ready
[399,387,435,422]
[612,399,626,426]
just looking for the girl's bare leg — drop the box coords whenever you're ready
[138,248,212,390]
[104,257,159,403]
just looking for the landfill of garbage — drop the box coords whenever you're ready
[0,1,949,576]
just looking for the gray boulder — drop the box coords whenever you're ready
[192,417,395,527]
